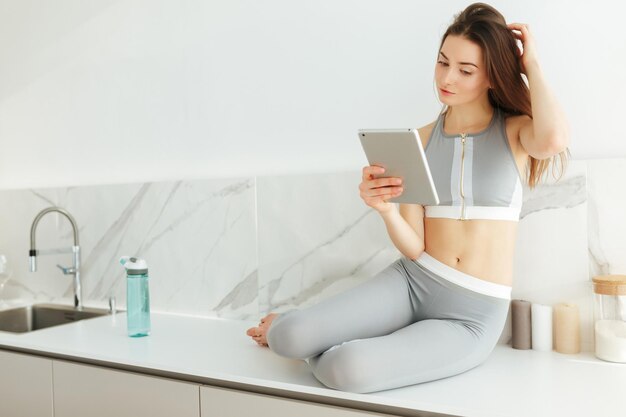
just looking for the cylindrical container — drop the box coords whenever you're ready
[120,256,151,337]
[553,303,580,354]
[592,274,626,362]
[511,299,532,349]
[531,303,553,351]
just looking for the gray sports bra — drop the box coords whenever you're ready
[424,106,523,221]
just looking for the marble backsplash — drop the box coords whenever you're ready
[1,158,624,352]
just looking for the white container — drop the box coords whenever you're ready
[592,274,626,362]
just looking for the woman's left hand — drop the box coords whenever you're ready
[507,22,538,75]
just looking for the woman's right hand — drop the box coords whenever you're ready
[359,166,403,213]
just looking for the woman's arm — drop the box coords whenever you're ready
[379,204,425,260]
[359,166,425,260]
[508,22,569,158]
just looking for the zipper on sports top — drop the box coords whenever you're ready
[459,133,467,220]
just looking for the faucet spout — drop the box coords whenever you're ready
[29,207,82,309]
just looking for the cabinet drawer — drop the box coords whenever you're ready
[0,350,53,417]
[201,385,395,417]
[53,360,200,417]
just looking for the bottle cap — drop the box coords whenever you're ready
[119,256,148,275]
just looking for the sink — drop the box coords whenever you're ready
[0,303,112,333]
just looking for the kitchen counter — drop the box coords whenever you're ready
[0,305,624,417]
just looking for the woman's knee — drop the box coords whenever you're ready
[266,310,318,359]
[312,342,379,394]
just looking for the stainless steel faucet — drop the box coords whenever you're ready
[29,207,82,310]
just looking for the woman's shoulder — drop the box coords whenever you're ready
[502,111,533,142]
[502,109,532,126]
[501,110,531,163]
[417,120,438,149]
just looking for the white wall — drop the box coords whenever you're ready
[0,0,623,189]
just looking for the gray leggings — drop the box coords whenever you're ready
[266,252,511,393]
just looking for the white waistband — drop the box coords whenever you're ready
[415,252,512,300]
[424,205,520,221]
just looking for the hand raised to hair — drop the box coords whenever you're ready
[507,22,539,75]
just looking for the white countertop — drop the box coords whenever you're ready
[0,305,624,417]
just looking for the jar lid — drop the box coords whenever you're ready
[592,275,626,295]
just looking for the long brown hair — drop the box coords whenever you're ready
[436,2,569,188]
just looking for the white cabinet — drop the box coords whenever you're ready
[0,349,396,417]
[53,360,200,417]
[0,350,54,417]
[200,385,394,417]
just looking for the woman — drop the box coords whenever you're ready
[246,2,569,393]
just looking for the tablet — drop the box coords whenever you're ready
[358,128,439,205]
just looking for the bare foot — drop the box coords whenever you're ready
[246,313,279,347]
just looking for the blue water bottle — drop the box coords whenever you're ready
[119,256,151,337]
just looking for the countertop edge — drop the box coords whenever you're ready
[0,342,465,417]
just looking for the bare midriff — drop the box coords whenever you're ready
[423,217,517,286]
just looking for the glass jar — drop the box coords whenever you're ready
[592,274,626,362]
